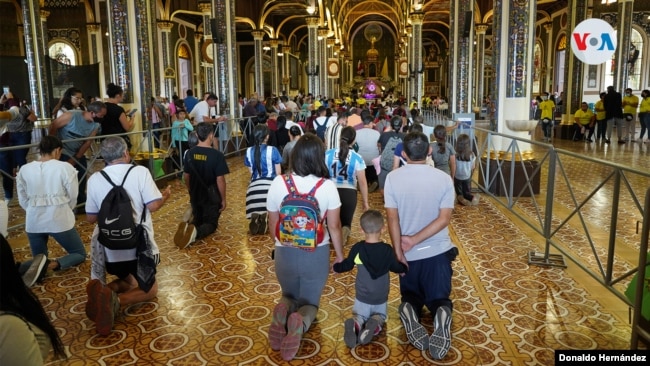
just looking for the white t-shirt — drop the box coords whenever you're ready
[86,164,162,265]
[189,100,216,123]
[266,174,341,247]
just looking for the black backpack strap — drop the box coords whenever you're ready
[99,164,136,187]
[120,165,137,186]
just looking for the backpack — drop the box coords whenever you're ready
[275,175,326,251]
[314,117,329,141]
[380,135,402,171]
[97,165,145,250]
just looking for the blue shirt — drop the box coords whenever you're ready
[57,110,101,157]
[245,145,282,181]
[184,96,199,114]
[171,119,194,143]
[325,148,367,190]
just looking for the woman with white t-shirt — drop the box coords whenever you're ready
[266,133,344,361]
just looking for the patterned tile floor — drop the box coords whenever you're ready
[6,129,649,365]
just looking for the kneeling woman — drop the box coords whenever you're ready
[16,135,87,284]
[266,133,344,361]
[245,124,282,234]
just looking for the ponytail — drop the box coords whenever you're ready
[338,126,356,165]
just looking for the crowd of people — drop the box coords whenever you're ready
[534,87,650,144]
[0,84,477,364]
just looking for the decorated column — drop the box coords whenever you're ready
[269,39,279,97]
[87,23,106,97]
[410,11,424,106]
[21,0,51,117]
[106,0,158,147]
[193,32,203,95]
[474,24,489,111]
[449,0,473,114]
[158,21,174,98]
[491,0,537,148]
[306,16,319,96]
[327,37,336,98]
[318,27,329,98]
[543,22,553,93]
[252,30,265,97]
[560,0,588,123]
[212,0,238,118]
[198,2,214,94]
[283,45,292,94]
[613,0,634,92]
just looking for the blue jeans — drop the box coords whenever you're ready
[19,228,87,272]
[60,153,87,206]
[0,131,32,200]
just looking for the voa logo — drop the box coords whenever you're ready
[570,18,617,65]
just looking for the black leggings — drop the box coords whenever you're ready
[337,188,358,228]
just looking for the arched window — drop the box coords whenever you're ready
[627,28,643,90]
[48,42,76,65]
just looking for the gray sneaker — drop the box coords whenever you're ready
[429,306,452,359]
[398,302,429,350]
[22,254,48,288]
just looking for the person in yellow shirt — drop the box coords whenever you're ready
[639,89,650,143]
[573,102,596,142]
[594,92,607,143]
[622,88,639,141]
[538,92,555,142]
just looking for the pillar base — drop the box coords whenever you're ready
[528,250,567,268]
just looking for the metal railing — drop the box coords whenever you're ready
[0,116,253,231]
[471,126,649,319]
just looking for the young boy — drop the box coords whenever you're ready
[333,210,407,348]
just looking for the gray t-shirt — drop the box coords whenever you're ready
[355,127,381,165]
[455,154,475,180]
[384,164,456,261]
[431,142,456,175]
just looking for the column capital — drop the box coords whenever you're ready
[269,39,279,49]
[543,22,553,33]
[195,31,203,40]
[404,25,412,36]
[306,16,320,28]
[326,37,336,47]
[198,2,212,14]
[157,21,174,31]
[282,45,292,54]
[40,10,50,19]
[475,24,489,34]
[409,12,424,25]
[87,23,101,33]
[317,28,329,39]
[251,29,265,40]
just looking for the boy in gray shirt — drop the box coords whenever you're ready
[333,210,407,348]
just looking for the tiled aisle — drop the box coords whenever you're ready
[7,135,648,365]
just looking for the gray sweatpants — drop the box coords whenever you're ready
[274,244,330,332]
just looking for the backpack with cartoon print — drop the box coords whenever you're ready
[276,175,325,251]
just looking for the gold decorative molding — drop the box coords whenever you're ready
[269,39,279,49]
[282,45,292,54]
[198,2,211,14]
[543,22,553,33]
[306,16,320,27]
[475,24,489,34]
[317,28,329,38]
[40,10,50,19]
[86,23,101,33]
[251,30,265,40]
[157,21,174,31]
[409,12,424,25]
